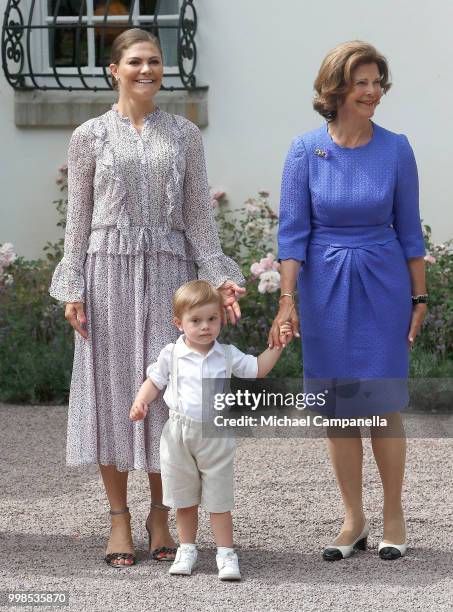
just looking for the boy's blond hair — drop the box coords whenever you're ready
[173,280,223,319]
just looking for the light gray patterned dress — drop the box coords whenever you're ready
[49,105,244,472]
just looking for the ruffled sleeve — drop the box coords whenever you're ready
[182,124,244,288]
[49,122,95,302]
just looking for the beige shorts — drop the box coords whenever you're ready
[160,410,236,513]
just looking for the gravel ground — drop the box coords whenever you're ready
[1,404,452,612]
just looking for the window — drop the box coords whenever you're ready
[2,0,202,91]
[47,1,179,70]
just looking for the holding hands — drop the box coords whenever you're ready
[269,295,300,349]
[278,321,295,346]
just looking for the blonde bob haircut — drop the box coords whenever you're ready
[313,40,392,121]
[173,280,223,320]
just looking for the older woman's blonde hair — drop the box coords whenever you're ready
[313,41,392,121]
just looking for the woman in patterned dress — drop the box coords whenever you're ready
[269,42,427,561]
[50,29,245,567]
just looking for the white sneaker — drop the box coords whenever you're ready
[216,551,241,581]
[169,546,198,575]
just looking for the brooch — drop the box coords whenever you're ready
[314,147,331,159]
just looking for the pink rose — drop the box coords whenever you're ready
[250,262,265,276]
[260,256,274,270]
[257,270,280,294]
[0,243,17,265]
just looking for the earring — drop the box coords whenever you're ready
[115,76,120,82]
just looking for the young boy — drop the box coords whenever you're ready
[130,280,291,580]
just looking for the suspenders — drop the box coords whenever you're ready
[170,342,233,411]
[224,344,233,379]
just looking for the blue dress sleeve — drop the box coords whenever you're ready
[278,137,311,263]
[393,134,425,259]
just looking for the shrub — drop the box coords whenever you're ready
[0,254,73,403]
[418,225,453,357]
[0,165,72,403]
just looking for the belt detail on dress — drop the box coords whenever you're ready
[310,224,397,248]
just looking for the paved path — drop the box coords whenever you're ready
[1,405,452,611]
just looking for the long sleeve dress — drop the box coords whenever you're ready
[50,105,244,472]
[278,122,425,417]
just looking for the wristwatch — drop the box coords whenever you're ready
[412,294,429,305]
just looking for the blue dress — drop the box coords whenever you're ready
[278,122,425,417]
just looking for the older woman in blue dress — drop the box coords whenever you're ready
[269,41,427,560]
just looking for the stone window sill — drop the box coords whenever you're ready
[14,89,208,128]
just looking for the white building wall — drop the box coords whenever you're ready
[198,0,453,248]
[1,0,452,259]
[0,0,74,258]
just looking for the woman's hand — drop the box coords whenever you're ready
[408,303,427,350]
[268,297,300,349]
[65,301,88,339]
[218,280,246,325]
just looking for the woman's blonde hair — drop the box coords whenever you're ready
[173,281,223,319]
[110,28,162,90]
[313,40,392,121]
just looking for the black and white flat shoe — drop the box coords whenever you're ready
[378,541,407,560]
[322,521,369,561]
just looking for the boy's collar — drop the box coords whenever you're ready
[176,334,223,357]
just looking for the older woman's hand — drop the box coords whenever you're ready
[218,280,246,325]
[65,301,88,339]
[408,303,427,350]
[268,297,300,349]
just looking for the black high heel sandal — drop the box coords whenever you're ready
[104,507,136,568]
[146,502,177,562]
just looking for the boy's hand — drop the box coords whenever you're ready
[129,400,149,421]
[279,322,293,347]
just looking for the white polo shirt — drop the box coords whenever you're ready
[147,335,258,421]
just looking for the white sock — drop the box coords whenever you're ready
[217,546,234,556]
[179,543,197,550]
